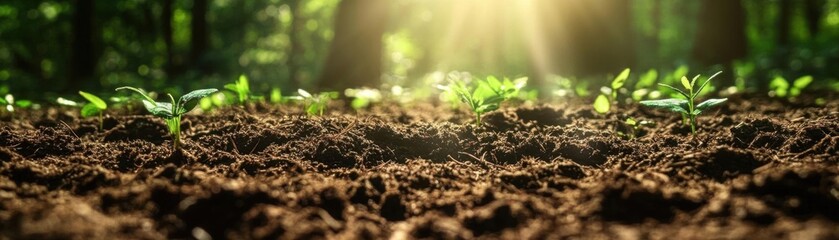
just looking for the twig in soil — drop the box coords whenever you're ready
[229,136,241,155]
[248,138,261,154]
[59,120,85,148]
[458,152,498,168]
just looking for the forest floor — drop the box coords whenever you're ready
[1,95,838,239]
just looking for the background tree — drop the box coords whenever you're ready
[691,0,747,86]
[317,0,390,90]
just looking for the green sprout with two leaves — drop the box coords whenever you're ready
[291,89,338,116]
[640,71,727,136]
[438,73,527,126]
[593,68,630,114]
[0,94,32,115]
[79,91,108,131]
[225,74,259,105]
[620,117,655,140]
[116,87,218,149]
[769,75,812,101]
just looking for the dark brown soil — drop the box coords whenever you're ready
[1,96,838,239]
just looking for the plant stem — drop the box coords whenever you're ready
[475,113,482,126]
[689,115,697,135]
[98,111,103,132]
[167,116,181,149]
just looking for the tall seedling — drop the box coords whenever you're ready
[639,71,727,136]
[116,87,218,149]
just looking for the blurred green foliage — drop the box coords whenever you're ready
[1,0,838,101]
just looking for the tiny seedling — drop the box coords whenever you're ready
[225,74,252,105]
[620,117,655,140]
[769,75,812,101]
[345,88,382,111]
[438,74,526,126]
[631,69,659,101]
[593,68,630,114]
[639,71,727,136]
[79,91,108,131]
[0,94,32,115]
[115,87,218,149]
[292,89,338,116]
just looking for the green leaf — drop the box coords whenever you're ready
[115,86,156,104]
[680,76,692,91]
[639,99,689,114]
[148,102,175,118]
[79,91,107,110]
[298,89,312,98]
[625,117,637,126]
[475,103,498,113]
[224,83,238,92]
[792,76,813,89]
[351,98,369,110]
[57,97,80,107]
[611,68,630,90]
[658,83,689,99]
[769,76,789,98]
[695,71,722,97]
[80,103,101,117]
[270,89,282,103]
[695,98,727,113]
[593,94,610,114]
[0,98,6,105]
[635,69,658,88]
[179,88,218,115]
[15,100,31,108]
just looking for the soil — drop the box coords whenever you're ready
[1,95,838,239]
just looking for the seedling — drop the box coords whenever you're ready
[438,74,526,126]
[79,91,108,131]
[631,69,659,101]
[115,87,218,149]
[345,88,382,110]
[0,94,32,116]
[639,71,727,136]
[291,89,338,116]
[620,117,655,140]
[593,68,630,114]
[225,75,252,105]
[769,75,812,101]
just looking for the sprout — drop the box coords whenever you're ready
[640,71,727,136]
[116,87,218,149]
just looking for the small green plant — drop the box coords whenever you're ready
[79,91,108,131]
[438,73,526,126]
[593,68,630,114]
[344,87,382,111]
[631,69,658,101]
[225,75,252,105]
[769,75,812,101]
[292,89,338,116]
[115,87,218,149]
[0,94,32,115]
[639,71,727,136]
[619,117,655,140]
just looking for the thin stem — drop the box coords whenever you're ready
[98,111,103,132]
[475,113,482,126]
[167,116,182,149]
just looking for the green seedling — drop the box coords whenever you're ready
[225,75,252,105]
[593,68,630,114]
[0,94,32,115]
[79,91,108,131]
[769,75,812,101]
[438,73,527,126]
[631,69,659,101]
[620,117,655,140]
[345,88,382,111]
[115,87,218,149]
[291,89,338,116]
[640,71,727,136]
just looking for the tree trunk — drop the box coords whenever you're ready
[317,0,389,91]
[70,0,97,92]
[805,0,825,38]
[778,0,792,47]
[190,0,209,73]
[287,0,304,90]
[554,0,636,76]
[691,0,747,86]
[162,0,176,75]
